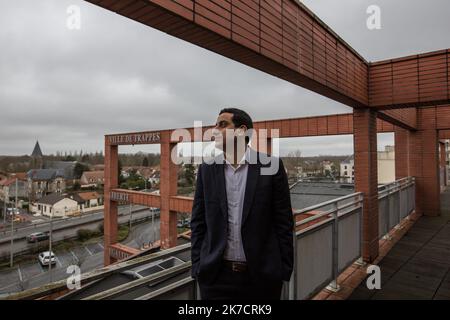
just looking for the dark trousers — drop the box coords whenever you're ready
[198,261,283,300]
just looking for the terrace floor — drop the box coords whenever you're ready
[348,188,450,300]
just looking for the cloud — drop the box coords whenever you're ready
[0,0,447,155]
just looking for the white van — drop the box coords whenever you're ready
[38,251,56,266]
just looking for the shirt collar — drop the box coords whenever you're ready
[224,146,251,167]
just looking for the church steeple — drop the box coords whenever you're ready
[31,141,43,158]
[31,141,44,169]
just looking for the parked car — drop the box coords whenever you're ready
[149,207,160,214]
[183,219,190,227]
[38,251,56,266]
[26,232,49,243]
[177,218,190,228]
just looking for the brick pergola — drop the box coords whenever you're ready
[90,0,450,266]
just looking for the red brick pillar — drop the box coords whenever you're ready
[353,109,379,263]
[414,108,440,216]
[394,127,411,179]
[160,131,178,249]
[104,141,118,266]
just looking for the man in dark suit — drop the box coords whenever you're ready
[190,108,294,300]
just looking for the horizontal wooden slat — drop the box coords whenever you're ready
[105,113,396,148]
[84,0,450,130]
[370,50,450,109]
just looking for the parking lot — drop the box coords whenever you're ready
[0,241,104,294]
[0,214,160,295]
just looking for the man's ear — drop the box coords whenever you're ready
[238,125,247,136]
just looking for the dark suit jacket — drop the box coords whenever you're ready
[190,148,294,285]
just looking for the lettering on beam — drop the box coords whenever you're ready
[110,191,129,202]
[108,132,160,145]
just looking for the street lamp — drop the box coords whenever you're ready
[2,197,6,226]
[48,207,58,283]
[129,202,133,231]
[151,208,155,243]
[9,178,18,268]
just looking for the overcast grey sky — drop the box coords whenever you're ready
[1,0,449,156]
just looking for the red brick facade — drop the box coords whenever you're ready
[159,132,178,249]
[353,109,379,262]
[94,1,450,266]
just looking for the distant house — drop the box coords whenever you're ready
[32,193,79,217]
[121,166,160,187]
[340,155,354,183]
[136,167,155,180]
[69,191,103,213]
[149,171,160,185]
[121,170,130,179]
[80,171,105,188]
[26,169,66,201]
[339,147,396,185]
[122,166,158,179]
[321,160,333,174]
[294,166,305,178]
[0,177,28,203]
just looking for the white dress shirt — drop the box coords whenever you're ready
[222,147,251,262]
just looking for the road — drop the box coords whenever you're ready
[0,214,162,295]
[0,205,148,240]
[125,214,160,249]
[0,205,153,259]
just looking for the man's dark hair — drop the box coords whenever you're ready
[219,107,253,130]
[219,108,254,143]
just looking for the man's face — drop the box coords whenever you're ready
[213,112,234,151]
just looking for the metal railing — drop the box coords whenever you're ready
[288,192,364,300]
[2,178,418,300]
[378,177,415,239]
[138,177,415,301]
[2,194,365,301]
[126,192,365,301]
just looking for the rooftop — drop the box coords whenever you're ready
[77,191,101,201]
[341,155,354,164]
[36,193,66,205]
[27,169,65,181]
[82,171,104,180]
[8,172,27,180]
[290,181,354,210]
[0,178,23,187]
